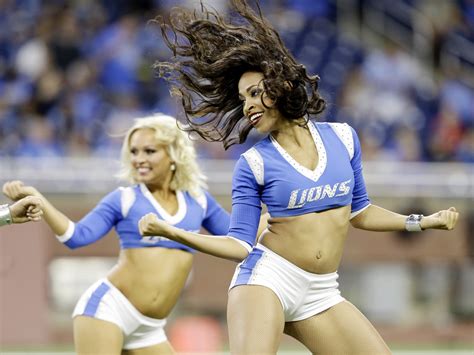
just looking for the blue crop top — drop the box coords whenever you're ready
[56,183,230,252]
[228,121,371,247]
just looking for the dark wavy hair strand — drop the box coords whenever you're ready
[154,0,326,149]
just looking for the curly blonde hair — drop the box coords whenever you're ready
[116,114,207,197]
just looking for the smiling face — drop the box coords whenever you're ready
[129,128,174,188]
[238,71,285,134]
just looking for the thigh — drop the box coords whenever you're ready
[284,301,391,355]
[74,315,124,355]
[123,341,175,355]
[227,285,285,355]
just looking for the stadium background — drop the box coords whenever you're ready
[0,0,473,353]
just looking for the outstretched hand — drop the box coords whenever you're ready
[3,180,40,201]
[139,213,173,237]
[421,207,459,231]
[10,196,43,223]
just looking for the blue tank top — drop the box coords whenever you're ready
[228,121,370,247]
[56,183,230,252]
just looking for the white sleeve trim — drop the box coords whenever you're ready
[328,122,354,160]
[228,236,252,253]
[242,148,264,185]
[55,220,75,243]
[195,190,208,214]
[350,203,371,220]
[120,186,136,218]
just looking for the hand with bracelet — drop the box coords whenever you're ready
[405,207,459,232]
[347,205,459,234]
[0,196,43,226]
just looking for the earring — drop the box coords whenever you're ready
[170,163,176,171]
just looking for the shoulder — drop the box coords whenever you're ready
[94,186,136,217]
[102,187,126,201]
[314,120,353,135]
[238,146,265,185]
[186,188,208,211]
[117,185,138,217]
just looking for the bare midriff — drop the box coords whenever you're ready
[260,205,351,274]
[107,247,193,319]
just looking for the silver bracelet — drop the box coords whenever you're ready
[405,214,423,232]
[0,204,12,226]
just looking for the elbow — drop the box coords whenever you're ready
[227,238,251,262]
[234,249,250,262]
[63,239,85,250]
[349,205,371,229]
[350,214,367,230]
[63,243,80,250]
[235,242,252,262]
[350,220,364,230]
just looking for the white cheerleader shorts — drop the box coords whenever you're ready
[230,243,345,322]
[73,278,167,350]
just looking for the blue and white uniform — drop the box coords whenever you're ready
[56,183,229,349]
[57,183,229,251]
[228,121,371,321]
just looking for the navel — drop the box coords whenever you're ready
[316,250,323,260]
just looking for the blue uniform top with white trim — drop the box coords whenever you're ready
[56,183,230,252]
[228,121,371,248]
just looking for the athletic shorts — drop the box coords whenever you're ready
[229,243,345,322]
[73,278,167,350]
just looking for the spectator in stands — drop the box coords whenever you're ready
[0,0,471,162]
[139,1,460,353]
[455,126,474,163]
[427,102,464,161]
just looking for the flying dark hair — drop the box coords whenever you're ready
[154,0,326,149]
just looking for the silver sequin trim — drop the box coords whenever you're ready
[270,121,327,182]
[328,122,354,160]
[242,148,264,185]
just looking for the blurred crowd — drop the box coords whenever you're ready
[0,0,473,162]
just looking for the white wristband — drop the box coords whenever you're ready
[405,214,423,232]
[0,204,12,226]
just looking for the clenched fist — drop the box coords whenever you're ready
[139,213,173,237]
[10,196,43,223]
[421,207,459,231]
[3,180,40,201]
